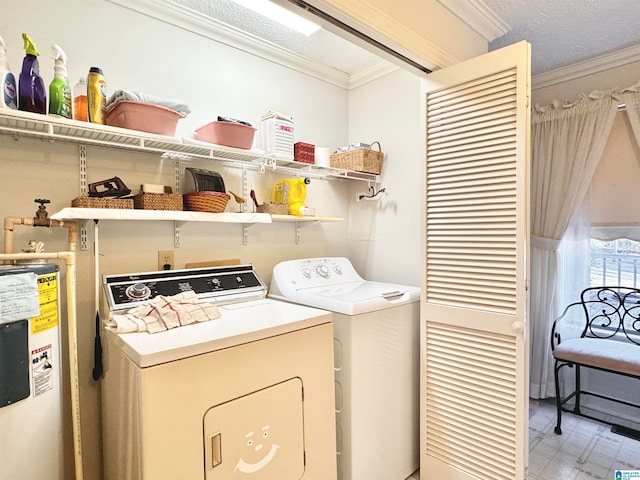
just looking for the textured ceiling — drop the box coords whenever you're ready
[483,0,640,75]
[174,0,640,77]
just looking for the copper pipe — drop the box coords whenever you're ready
[2,215,82,472]
[4,216,78,255]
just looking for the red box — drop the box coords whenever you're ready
[294,142,315,164]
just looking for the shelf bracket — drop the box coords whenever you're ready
[241,222,262,246]
[173,157,181,194]
[80,220,89,251]
[241,166,248,213]
[243,224,249,245]
[174,221,181,248]
[241,167,250,245]
[295,220,319,244]
[79,145,88,250]
[174,158,181,248]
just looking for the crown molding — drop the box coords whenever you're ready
[349,61,399,90]
[107,0,351,89]
[436,0,510,42]
[532,44,640,91]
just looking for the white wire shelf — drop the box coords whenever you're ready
[0,109,379,182]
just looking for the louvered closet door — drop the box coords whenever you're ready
[421,41,530,480]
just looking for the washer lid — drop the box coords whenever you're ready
[269,257,420,315]
[270,281,420,315]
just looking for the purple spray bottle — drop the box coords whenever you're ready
[18,33,46,114]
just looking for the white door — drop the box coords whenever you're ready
[421,41,531,480]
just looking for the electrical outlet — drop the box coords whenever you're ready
[158,250,174,270]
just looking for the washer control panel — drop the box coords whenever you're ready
[272,257,363,291]
[104,265,266,311]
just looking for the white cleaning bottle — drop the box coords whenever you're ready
[0,35,18,109]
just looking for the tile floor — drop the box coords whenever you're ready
[529,399,640,480]
[405,399,640,480]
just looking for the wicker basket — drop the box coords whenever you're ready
[133,193,183,211]
[72,196,134,209]
[330,141,384,174]
[256,203,289,215]
[183,191,230,213]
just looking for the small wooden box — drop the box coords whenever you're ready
[294,142,315,164]
[133,193,183,211]
[71,196,134,209]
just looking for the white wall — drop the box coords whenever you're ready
[590,111,640,227]
[346,67,422,287]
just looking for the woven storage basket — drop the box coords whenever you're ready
[72,196,134,209]
[256,203,289,215]
[330,141,384,174]
[133,193,183,211]
[183,191,230,213]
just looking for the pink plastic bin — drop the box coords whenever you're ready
[195,121,257,149]
[105,101,181,136]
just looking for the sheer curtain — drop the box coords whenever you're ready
[530,92,619,399]
[621,81,640,145]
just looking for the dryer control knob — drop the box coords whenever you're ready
[316,265,330,277]
[126,283,151,300]
[302,268,312,278]
[334,265,342,274]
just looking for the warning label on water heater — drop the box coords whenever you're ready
[31,273,58,334]
[31,344,54,397]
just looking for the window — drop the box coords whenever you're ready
[590,238,640,287]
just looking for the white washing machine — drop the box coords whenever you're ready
[269,257,420,480]
[100,265,337,480]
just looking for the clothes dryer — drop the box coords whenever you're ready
[101,265,337,480]
[269,257,420,480]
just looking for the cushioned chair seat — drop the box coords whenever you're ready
[553,338,640,376]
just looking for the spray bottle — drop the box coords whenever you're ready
[0,35,18,109]
[48,44,72,118]
[18,33,46,114]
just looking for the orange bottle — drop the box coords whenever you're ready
[73,77,87,121]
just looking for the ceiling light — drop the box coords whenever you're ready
[230,0,321,36]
